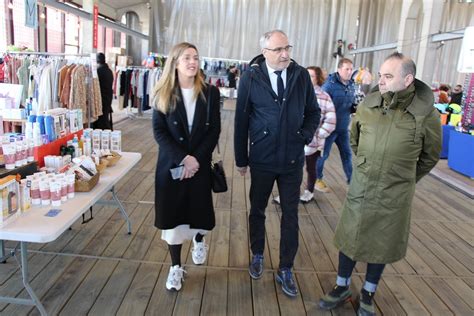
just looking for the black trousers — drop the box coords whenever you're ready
[249,167,302,269]
[338,251,386,285]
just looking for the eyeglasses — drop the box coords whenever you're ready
[264,45,293,54]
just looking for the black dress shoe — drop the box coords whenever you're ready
[276,268,298,297]
[249,254,264,279]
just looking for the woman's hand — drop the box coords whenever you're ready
[181,155,200,180]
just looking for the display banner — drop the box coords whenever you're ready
[93,5,99,49]
[25,0,38,29]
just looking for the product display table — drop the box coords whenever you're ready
[0,151,141,315]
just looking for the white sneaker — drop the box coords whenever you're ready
[166,265,186,291]
[273,196,281,204]
[191,236,208,265]
[299,190,314,203]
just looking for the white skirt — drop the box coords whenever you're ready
[161,224,210,245]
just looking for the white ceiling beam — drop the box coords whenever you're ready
[431,29,465,42]
[42,0,148,40]
[349,42,397,55]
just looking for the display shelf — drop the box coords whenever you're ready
[33,130,83,167]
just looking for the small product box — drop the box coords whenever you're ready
[20,179,31,212]
[0,175,21,227]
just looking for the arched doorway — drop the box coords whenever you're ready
[401,0,423,61]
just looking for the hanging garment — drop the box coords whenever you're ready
[69,65,88,122]
[60,64,77,107]
[37,63,53,113]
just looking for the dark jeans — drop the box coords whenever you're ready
[249,168,303,269]
[305,151,320,192]
[316,129,352,182]
[338,251,386,285]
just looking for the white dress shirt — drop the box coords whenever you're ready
[266,62,287,96]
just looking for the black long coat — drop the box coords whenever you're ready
[97,63,114,113]
[153,85,221,230]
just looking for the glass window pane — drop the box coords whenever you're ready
[97,25,105,53]
[64,13,79,47]
[105,28,114,51]
[46,7,62,53]
[0,0,7,52]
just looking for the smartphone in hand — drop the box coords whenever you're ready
[170,165,184,180]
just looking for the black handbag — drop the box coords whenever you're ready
[211,160,227,193]
[206,86,228,193]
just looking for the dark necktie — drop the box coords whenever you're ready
[274,70,284,103]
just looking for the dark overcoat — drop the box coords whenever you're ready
[153,85,221,230]
[234,55,320,173]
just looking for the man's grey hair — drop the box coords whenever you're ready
[259,30,288,49]
[385,52,416,77]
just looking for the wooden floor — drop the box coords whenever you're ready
[0,108,473,316]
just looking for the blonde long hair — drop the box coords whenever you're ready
[152,42,205,113]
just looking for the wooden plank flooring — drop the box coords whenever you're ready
[0,107,473,315]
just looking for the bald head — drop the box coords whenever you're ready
[378,52,416,94]
[385,52,416,78]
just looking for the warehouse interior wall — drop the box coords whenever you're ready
[146,0,472,86]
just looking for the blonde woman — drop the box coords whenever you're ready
[152,42,221,291]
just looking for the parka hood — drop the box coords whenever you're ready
[367,79,434,116]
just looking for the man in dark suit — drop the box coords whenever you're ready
[234,29,320,297]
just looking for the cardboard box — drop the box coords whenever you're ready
[117,56,133,67]
[109,47,126,55]
[106,52,118,64]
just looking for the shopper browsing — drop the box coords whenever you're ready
[151,42,221,291]
[274,66,336,204]
[92,53,114,130]
[234,29,320,297]
[315,58,355,192]
[319,52,441,315]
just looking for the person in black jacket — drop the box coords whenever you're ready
[450,84,463,105]
[234,29,320,297]
[152,42,221,292]
[93,53,114,129]
[228,65,237,88]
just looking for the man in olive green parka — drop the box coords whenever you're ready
[319,52,442,316]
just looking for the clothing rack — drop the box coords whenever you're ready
[201,55,247,64]
[5,51,90,57]
[4,51,95,127]
[115,66,159,119]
